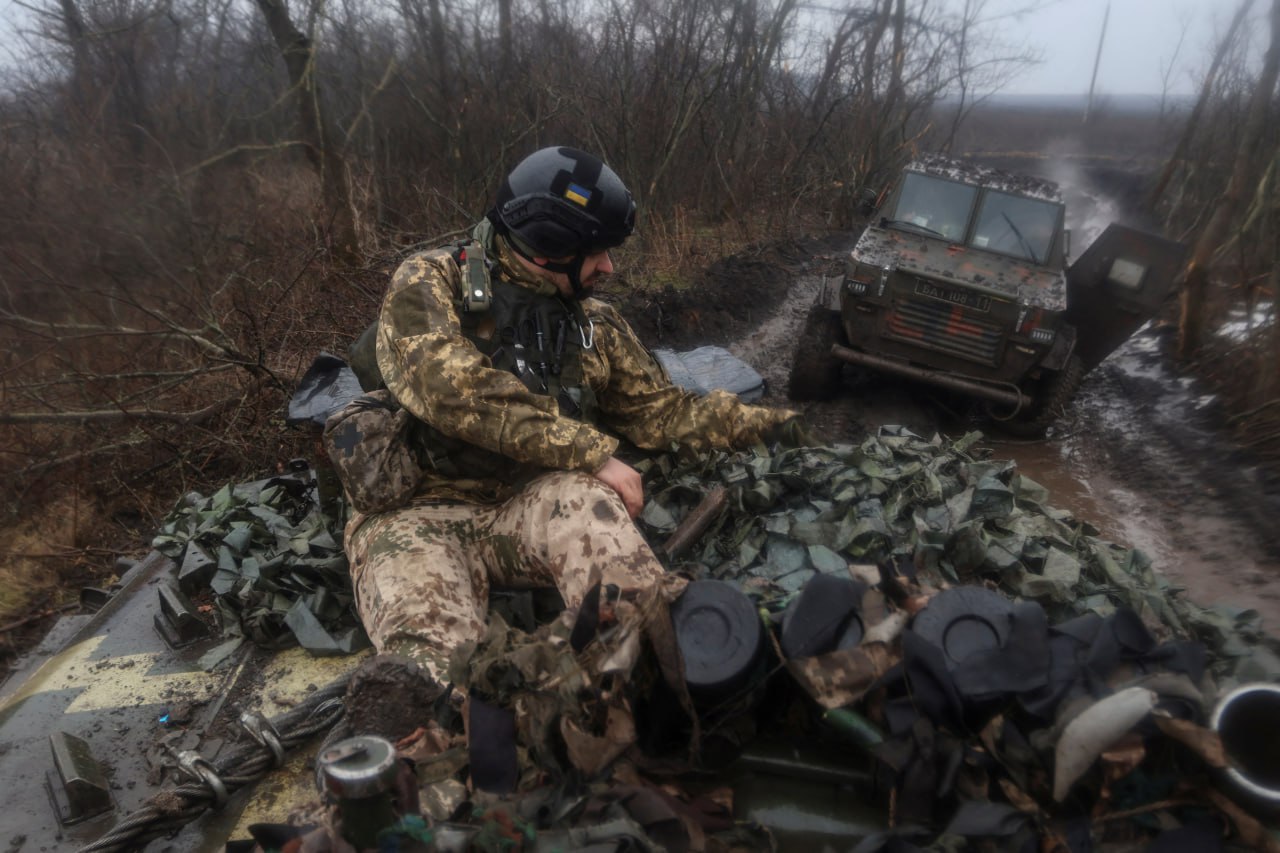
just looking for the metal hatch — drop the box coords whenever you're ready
[1065,224,1188,370]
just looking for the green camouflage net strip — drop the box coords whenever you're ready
[634,426,1280,686]
[152,470,368,656]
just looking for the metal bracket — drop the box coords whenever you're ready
[177,750,228,808]
[153,581,212,649]
[44,731,113,826]
[239,711,285,768]
[176,543,217,595]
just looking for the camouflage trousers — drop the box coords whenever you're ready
[345,471,667,682]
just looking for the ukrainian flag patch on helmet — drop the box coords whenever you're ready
[564,183,591,207]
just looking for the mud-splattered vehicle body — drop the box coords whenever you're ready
[790,155,1186,434]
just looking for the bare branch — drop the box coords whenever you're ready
[180,141,312,177]
[0,399,236,425]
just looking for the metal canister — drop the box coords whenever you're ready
[318,735,402,848]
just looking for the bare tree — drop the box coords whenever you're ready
[939,0,1043,154]
[253,0,361,260]
[1177,0,1280,360]
[1156,9,1192,122]
[1147,0,1255,212]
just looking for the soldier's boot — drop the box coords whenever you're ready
[343,653,448,742]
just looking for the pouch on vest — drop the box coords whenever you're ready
[323,390,423,514]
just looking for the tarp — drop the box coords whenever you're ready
[652,346,766,402]
[285,352,365,427]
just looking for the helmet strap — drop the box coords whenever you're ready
[532,254,588,300]
[503,232,589,301]
[566,255,589,300]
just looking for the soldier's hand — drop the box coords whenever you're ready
[594,456,645,518]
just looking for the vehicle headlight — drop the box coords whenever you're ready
[1029,328,1055,344]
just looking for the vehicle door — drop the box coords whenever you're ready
[1065,224,1188,370]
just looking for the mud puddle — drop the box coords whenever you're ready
[1036,330,1280,628]
[727,244,1280,633]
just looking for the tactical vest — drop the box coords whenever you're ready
[462,270,599,423]
[344,241,599,483]
[350,242,597,422]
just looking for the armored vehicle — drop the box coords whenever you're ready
[789,156,1186,435]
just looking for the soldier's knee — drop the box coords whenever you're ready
[565,472,630,522]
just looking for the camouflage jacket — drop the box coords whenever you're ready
[374,222,794,504]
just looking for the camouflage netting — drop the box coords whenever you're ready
[635,426,1280,687]
[618,426,1280,851]
[152,469,368,656]
[160,428,1280,850]
[150,427,1279,678]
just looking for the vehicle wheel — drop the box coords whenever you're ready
[788,304,845,401]
[988,354,1085,438]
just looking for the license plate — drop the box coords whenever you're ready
[914,280,991,312]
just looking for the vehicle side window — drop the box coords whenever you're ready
[971,191,1060,264]
[892,173,977,241]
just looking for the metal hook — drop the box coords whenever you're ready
[578,318,595,350]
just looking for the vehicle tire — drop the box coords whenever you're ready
[787,304,845,401]
[988,354,1085,438]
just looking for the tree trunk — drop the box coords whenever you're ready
[498,0,513,81]
[942,0,971,154]
[427,0,459,164]
[427,0,450,107]
[1178,0,1280,360]
[1083,1,1110,124]
[1147,0,1254,212]
[852,0,893,186]
[253,0,361,261]
[57,0,93,114]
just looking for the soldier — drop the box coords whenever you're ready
[339,146,806,683]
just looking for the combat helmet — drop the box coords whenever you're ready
[490,146,636,298]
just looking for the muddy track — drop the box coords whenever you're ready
[622,230,1280,632]
[1075,354,1280,556]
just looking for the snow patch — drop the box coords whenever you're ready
[1216,302,1275,342]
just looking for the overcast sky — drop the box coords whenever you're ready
[986,0,1236,96]
[0,0,1255,98]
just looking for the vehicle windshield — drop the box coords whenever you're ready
[889,172,976,241]
[885,171,1062,264]
[970,190,1059,263]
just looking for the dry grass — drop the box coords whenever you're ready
[614,206,808,294]
[0,492,112,625]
